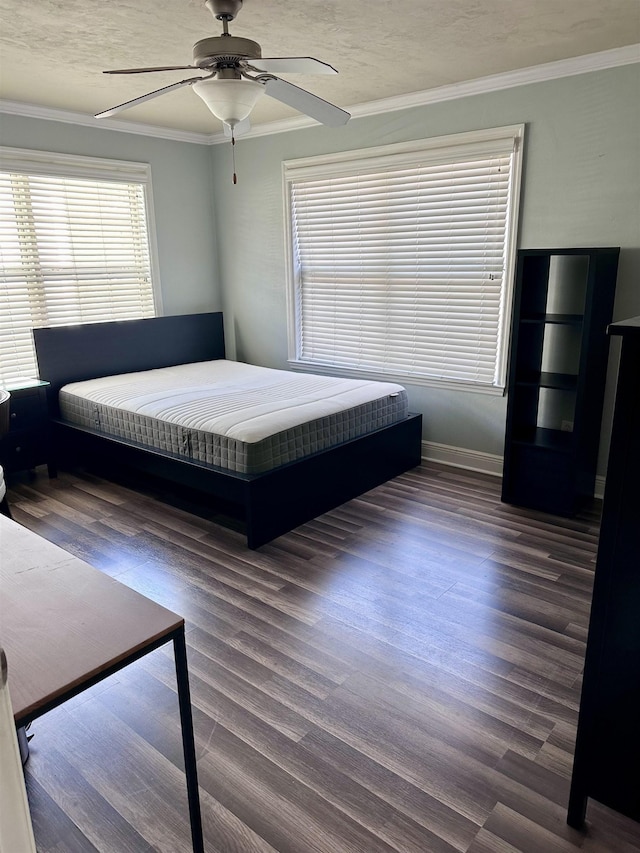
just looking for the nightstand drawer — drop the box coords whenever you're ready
[0,380,52,475]
[8,392,44,431]
[1,429,47,471]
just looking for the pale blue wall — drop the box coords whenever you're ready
[2,63,638,472]
[0,116,221,316]
[209,64,640,468]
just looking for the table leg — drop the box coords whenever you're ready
[173,628,204,853]
[567,784,587,829]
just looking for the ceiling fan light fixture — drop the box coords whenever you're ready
[192,77,264,125]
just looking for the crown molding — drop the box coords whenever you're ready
[421,439,606,498]
[346,42,640,122]
[0,100,211,145]
[2,44,638,146]
[208,43,640,143]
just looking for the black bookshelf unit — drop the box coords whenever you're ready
[502,248,619,516]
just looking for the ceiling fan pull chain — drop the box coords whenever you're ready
[232,132,237,184]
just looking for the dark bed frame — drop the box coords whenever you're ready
[33,312,422,549]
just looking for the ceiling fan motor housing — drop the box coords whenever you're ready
[205,0,243,21]
[193,36,262,67]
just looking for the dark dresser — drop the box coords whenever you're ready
[568,315,640,827]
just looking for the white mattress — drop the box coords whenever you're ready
[59,360,409,474]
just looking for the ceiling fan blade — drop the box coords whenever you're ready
[104,66,198,74]
[223,117,252,137]
[263,77,350,127]
[248,57,337,75]
[95,77,203,119]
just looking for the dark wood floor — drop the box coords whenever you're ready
[6,462,640,853]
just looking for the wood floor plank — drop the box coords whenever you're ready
[25,743,155,853]
[7,462,639,853]
[25,774,104,853]
[300,727,479,852]
[481,802,611,853]
[260,673,498,825]
[340,668,545,762]
[103,665,428,851]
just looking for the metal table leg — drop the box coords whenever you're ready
[173,628,204,853]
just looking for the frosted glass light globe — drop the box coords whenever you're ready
[192,78,264,125]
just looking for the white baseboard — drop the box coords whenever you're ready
[421,440,503,477]
[422,440,606,499]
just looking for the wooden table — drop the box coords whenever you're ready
[0,515,204,852]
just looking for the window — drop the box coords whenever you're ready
[283,125,524,393]
[0,147,161,385]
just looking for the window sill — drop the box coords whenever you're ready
[286,360,506,396]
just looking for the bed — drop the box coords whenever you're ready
[33,312,422,549]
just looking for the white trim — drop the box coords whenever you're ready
[207,44,640,143]
[140,170,164,317]
[282,123,524,174]
[1,145,151,181]
[0,45,637,145]
[0,100,210,145]
[422,440,504,477]
[343,43,640,123]
[421,441,607,498]
[285,360,507,396]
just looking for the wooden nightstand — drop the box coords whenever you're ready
[0,380,54,477]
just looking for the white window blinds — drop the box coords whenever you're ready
[0,148,160,386]
[284,126,523,391]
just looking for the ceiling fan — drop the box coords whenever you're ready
[95,0,351,136]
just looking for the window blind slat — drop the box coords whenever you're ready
[286,129,522,389]
[0,163,157,385]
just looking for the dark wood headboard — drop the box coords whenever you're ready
[33,312,225,415]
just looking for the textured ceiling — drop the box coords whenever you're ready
[0,0,639,134]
